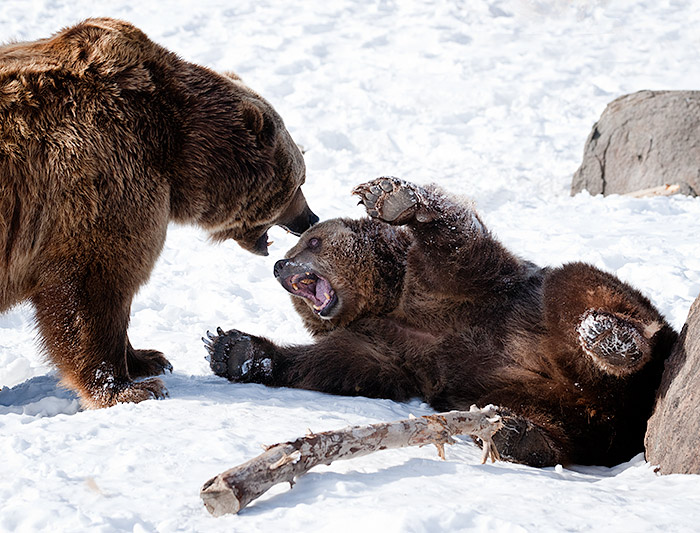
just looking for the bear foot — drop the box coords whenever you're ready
[80,377,169,409]
[127,348,173,378]
[203,328,275,383]
[115,378,169,404]
[353,177,427,224]
[577,309,652,376]
[490,408,566,467]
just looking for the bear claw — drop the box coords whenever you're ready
[204,328,273,382]
[83,377,169,409]
[126,348,173,379]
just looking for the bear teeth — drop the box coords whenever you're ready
[312,291,335,313]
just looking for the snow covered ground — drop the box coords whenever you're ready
[3,0,700,531]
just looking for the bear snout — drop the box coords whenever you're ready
[279,209,319,236]
[251,233,271,256]
[276,189,318,236]
[273,259,289,280]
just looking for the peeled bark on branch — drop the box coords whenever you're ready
[624,183,683,198]
[200,405,503,517]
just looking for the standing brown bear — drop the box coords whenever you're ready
[0,18,318,408]
[206,177,677,467]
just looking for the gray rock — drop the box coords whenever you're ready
[572,90,700,196]
[645,295,700,474]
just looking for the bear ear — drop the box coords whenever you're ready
[241,101,275,146]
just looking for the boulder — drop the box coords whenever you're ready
[645,295,700,474]
[571,90,700,196]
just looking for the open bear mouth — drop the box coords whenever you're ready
[284,271,337,317]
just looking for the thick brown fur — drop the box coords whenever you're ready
[0,19,318,408]
[208,178,677,467]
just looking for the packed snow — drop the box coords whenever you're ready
[3,0,700,531]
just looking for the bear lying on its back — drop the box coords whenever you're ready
[206,178,677,467]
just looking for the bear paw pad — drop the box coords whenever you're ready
[577,309,651,376]
[352,177,423,224]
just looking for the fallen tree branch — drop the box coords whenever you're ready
[200,405,503,516]
[624,183,683,198]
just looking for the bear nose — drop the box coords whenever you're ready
[273,259,289,279]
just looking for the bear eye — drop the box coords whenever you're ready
[308,237,321,250]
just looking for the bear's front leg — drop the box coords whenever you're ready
[205,325,421,401]
[353,176,487,236]
[32,277,169,409]
[204,328,281,385]
[353,177,530,299]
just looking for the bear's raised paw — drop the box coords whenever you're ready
[353,177,424,224]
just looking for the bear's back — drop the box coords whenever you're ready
[0,19,177,308]
[0,18,167,79]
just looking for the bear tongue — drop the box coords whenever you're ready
[314,277,333,305]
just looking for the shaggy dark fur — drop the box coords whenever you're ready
[207,178,677,467]
[0,18,318,408]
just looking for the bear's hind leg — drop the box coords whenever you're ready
[577,309,656,376]
[543,262,675,377]
[491,408,568,467]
